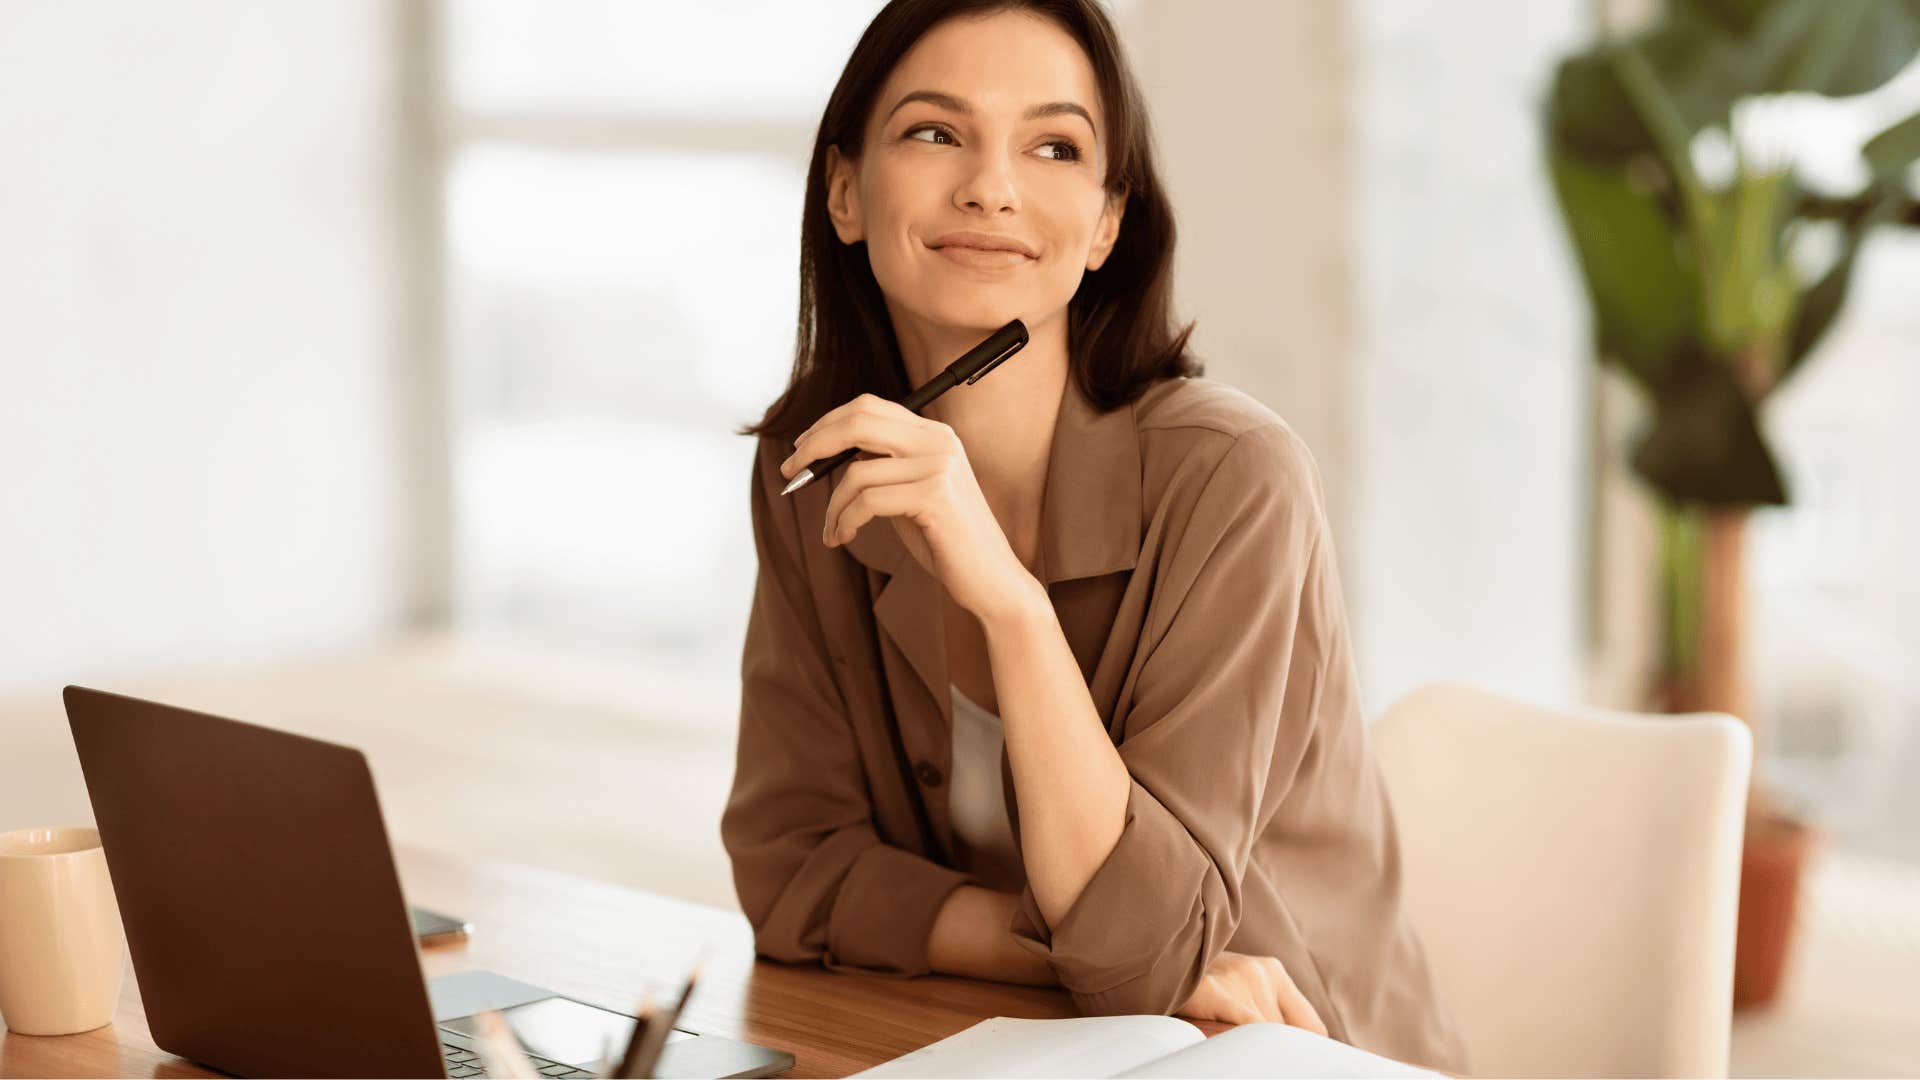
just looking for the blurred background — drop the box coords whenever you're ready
[1,1,1915,1074]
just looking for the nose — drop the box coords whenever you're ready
[953,147,1018,215]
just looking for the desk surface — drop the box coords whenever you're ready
[0,844,1240,1078]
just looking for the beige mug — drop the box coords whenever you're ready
[0,826,126,1035]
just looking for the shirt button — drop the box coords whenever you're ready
[916,760,944,787]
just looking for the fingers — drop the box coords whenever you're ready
[795,392,912,444]
[1244,965,1284,1024]
[1263,958,1329,1036]
[779,394,951,479]
[1182,953,1289,1027]
[1225,985,1284,1027]
[822,456,941,545]
[1176,972,1264,1027]
[829,475,941,547]
[1185,953,1328,1034]
[1213,998,1268,1026]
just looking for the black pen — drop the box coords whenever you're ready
[780,318,1029,496]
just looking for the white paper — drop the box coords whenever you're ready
[1113,1022,1444,1078]
[850,1016,1207,1079]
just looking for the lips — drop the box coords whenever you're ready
[933,245,1029,271]
[929,230,1038,258]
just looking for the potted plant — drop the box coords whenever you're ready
[1543,0,1920,1007]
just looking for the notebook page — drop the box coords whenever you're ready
[849,1015,1208,1078]
[1114,1022,1443,1078]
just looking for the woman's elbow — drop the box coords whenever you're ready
[724,852,820,967]
[1067,962,1202,1018]
[742,904,824,967]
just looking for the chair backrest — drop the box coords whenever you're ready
[1372,683,1751,1078]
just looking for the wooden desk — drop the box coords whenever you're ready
[0,845,1237,1078]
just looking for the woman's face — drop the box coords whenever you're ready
[826,10,1125,336]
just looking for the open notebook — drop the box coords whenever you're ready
[849,1016,1443,1078]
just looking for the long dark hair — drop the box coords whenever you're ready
[739,0,1201,443]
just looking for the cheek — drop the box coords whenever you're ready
[857,165,932,279]
[1036,202,1104,268]
[1039,185,1107,252]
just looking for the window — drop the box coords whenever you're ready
[438,2,885,678]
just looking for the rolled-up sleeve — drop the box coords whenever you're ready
[720,438,974,977]
[1008,423,1337,1015]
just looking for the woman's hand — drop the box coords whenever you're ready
[778,393,1040,621]
[1176,950,1330,1033]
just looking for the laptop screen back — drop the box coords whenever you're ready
[64,686,445,1079]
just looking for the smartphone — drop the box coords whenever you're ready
[410,904,473,944]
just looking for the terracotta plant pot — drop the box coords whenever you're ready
[1733,811,1818,1009]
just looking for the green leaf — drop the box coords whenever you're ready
[1701,168,1799,354]
[1863,109,1920,187]
[1669,0,1920,100]
[1630,354,1789,506]
[1729,0,1835,92]
[1548,151,1700,387]
[1782,192,1910,379]
[1547,48,1657,164]
[1609,42,1717,238]
[1641,9,1755,133]
[1753,0,1920,96]
[1673,0,1771,34]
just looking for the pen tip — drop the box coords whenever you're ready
[780,469,812,496]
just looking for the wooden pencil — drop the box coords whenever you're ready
[633,963,702,1079]
[612,995,657,1079]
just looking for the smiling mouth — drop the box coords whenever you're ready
[929,244,1035,267]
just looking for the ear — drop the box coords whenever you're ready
[825,144,865,246]
[1085,183,1128,271]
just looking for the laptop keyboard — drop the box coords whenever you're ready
[443,1041,597,1078]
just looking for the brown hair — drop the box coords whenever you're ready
[739,0,1201,443]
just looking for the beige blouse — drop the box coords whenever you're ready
[947,684,1024,894]
[721,374,1470,1074]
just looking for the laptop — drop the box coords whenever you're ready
[63,685,795,1079]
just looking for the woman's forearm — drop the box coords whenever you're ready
[923,581,1122,988]
[979,579,1133,930]
[927,885,1059,985]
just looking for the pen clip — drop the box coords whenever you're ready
[964,342,1020,385]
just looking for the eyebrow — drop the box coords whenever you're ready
[884,89,1096,135]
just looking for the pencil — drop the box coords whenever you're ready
[633,963,702,1079]
[611,993,655,1079]
[471,1009,538,1078]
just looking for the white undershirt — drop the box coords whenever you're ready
[948,684,1025,891]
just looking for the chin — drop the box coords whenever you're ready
[924,295,1024,332]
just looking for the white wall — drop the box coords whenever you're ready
[1130,1,1359,553]
[1351,0,1591,711]
[0,1,410,692]
[1135,0,1590,715]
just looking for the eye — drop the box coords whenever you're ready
[904,124,957,145]
[903,124,1085,164]
[1039,138,1084,163]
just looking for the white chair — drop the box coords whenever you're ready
[1372,683,1751,1079]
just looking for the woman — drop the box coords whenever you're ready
[722,0,1468,1072]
